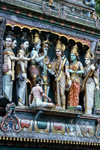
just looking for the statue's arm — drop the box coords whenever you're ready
[76,62,84,74]
[9,55,19,61]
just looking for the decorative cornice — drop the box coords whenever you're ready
[0,0,100,32]
[0,136,100,146]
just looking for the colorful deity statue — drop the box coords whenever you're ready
[67,44,84,108]
[2,35,19,102]
[83,50,99,115]
[41,40,52,101]
[29,33,47,88]
[29,76,55,108]
[16,38,31,106]
[51,40,71,109]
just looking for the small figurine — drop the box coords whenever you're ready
[83,50,99,115]
[51,40,71,109]
[67,44,84,108]
[16,38,31,105]
[29,76,54,108]
[2,35,19,102]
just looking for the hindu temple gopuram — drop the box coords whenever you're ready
[0,0,100,149]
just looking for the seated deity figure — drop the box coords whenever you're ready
[29,33,47,88]
[16,38,31,106]
[2,35,19,102]
[83,50,99,115]
[67,44,84,108]
[29,76,55,108]
[51,40,71,109]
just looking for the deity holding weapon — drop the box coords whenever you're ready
[51,40,71,109]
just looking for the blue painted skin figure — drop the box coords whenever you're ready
[84,0,96,7]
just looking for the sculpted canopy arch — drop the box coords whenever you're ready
[5,24,91,52]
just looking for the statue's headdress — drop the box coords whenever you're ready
[42,40,50,48]
[55,40,65,51]
[70,44,78,57]
[33,33,41,44]
[85,49,94,60]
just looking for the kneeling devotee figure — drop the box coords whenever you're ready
[29,77,55,108]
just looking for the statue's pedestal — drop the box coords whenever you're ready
[0,106,100,148]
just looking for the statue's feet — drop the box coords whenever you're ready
[18,99,25,107]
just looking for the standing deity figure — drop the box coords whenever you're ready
[41,40,52,101]
[29,33,47,88]
[16,38,31,105]
[29,76,54,108]
[12,37,17,56]
[2,36,19,102]
[51,40,71,109]
[67,44,84,108]
[83,50,99,115]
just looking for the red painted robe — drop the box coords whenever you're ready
[68,61,83,107]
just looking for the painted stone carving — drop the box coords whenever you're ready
[20,119,33,132]
[29,33,47,88]
[42,40,51,101]
[35,121,50,133]
[1,26,99,114]
[80,123,94,137]
[51,122,65,134]
[83,0,96,7]
[29,76,54,108]
[51,40,71,109]
[83,50,99,115]
[16,38,31,106]
[66,124,81,136]
[3,36,19,102]
[95,119,100,139]
[67,45,84,108]
[1,103,21,132]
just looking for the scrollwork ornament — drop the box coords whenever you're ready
[1,103,21,132]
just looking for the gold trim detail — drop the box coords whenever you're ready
[6,24,90,47]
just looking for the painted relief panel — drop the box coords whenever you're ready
[1,23,99,116]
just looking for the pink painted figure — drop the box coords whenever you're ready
[29,77,55,108]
